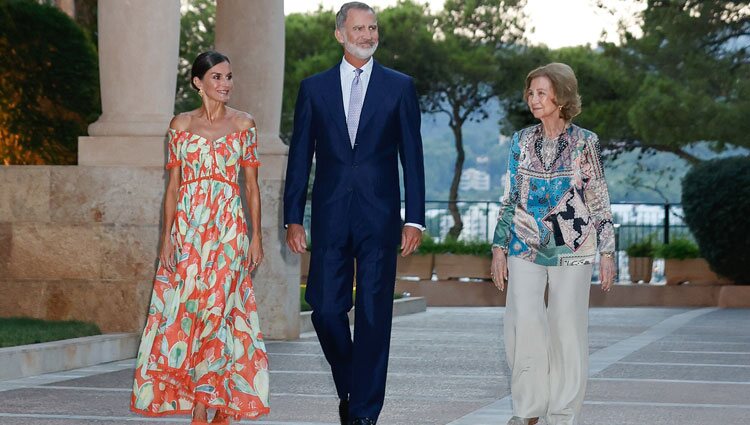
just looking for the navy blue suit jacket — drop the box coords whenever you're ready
[283,61,425,247]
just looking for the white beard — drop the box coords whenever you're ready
[343,36,378,60]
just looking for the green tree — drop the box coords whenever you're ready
[0,0,99,164]
[376,0,440,99]
[602,0,750,162]
[425,0,527,240]
[281,7,340,142]
[503,46,641,152]
[175,0,215,113]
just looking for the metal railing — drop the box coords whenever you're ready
[303,201,691,244]
[301,201,692,282]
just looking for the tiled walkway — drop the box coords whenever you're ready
[1,307,749,424]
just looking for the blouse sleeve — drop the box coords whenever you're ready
[492,131,521,249]
[165,129,181,170]
[239,127,261,167]
[582,134,615,253]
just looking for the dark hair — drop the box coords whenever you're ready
[190,51,230,91]
[336,2,375,29]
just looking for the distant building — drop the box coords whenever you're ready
[460,168,491,191]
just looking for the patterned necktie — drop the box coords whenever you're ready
[346,68,364,147]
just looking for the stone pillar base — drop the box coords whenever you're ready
[78,136,165,167]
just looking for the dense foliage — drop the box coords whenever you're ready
[418,236,492,257]
[654,238,701,260]
[175,0,216,113]
[682,156,750,283]
[598,0,749,162]
[0,0,99,164]
[626,238,656,258]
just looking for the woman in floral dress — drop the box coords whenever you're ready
[131,51,270,424]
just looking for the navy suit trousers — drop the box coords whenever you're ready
[306,194,398,421]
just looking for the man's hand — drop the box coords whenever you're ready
[400,226,422,257]
[286,224,307,254]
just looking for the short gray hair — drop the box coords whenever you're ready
[335,2,376,29]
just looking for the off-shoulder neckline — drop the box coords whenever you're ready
[168,127,256,143]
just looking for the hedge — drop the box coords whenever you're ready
[0,0,99,164]
[682,156,750,284]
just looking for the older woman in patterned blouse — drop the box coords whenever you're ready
[491,63,616,425]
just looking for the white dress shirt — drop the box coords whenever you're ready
[339,57,425,232]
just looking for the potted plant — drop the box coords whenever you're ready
[396,234,435,280]
[655,238,730,285]
[626,239,655,284]
[426,238,493,280]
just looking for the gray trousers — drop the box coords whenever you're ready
[505,256,593,425]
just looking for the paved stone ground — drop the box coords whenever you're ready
[1,307,749,425]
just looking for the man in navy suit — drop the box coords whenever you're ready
[283,2,425,424]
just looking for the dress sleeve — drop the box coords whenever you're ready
[492,131,521,249]
[582,134,615,253]
[239,127,261,167]
[165,129,181,170]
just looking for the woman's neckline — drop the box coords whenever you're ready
[168,127,255,143]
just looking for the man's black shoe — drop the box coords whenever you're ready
[338,399,349,425]
[350,418,376,425]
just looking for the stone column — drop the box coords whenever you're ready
[216,0,299,340]
[78,0,180,166]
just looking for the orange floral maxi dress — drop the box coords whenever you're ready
[131,127,270,420]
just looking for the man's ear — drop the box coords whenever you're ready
[334,28,344,44]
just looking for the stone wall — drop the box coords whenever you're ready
[1,166,162,332]
[0,165,299,338]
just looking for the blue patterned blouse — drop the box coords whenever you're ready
[492,123,615,266]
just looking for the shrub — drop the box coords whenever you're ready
[682,156,750,284]
[654,238,700,260]
[0,0,99,164]
[626,238,656,257]
[417,236,492,257]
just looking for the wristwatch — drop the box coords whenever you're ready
[600,251,614,258]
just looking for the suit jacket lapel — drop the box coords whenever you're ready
[357,61,385,141]
[320,66,350,146]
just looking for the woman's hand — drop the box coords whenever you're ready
[249,234,264,269]
[600,254,616,291]
[491,247,509,292]
[159,235,177,273]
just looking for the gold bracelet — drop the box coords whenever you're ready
[492,245,508,255]
[601,251,614,258]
